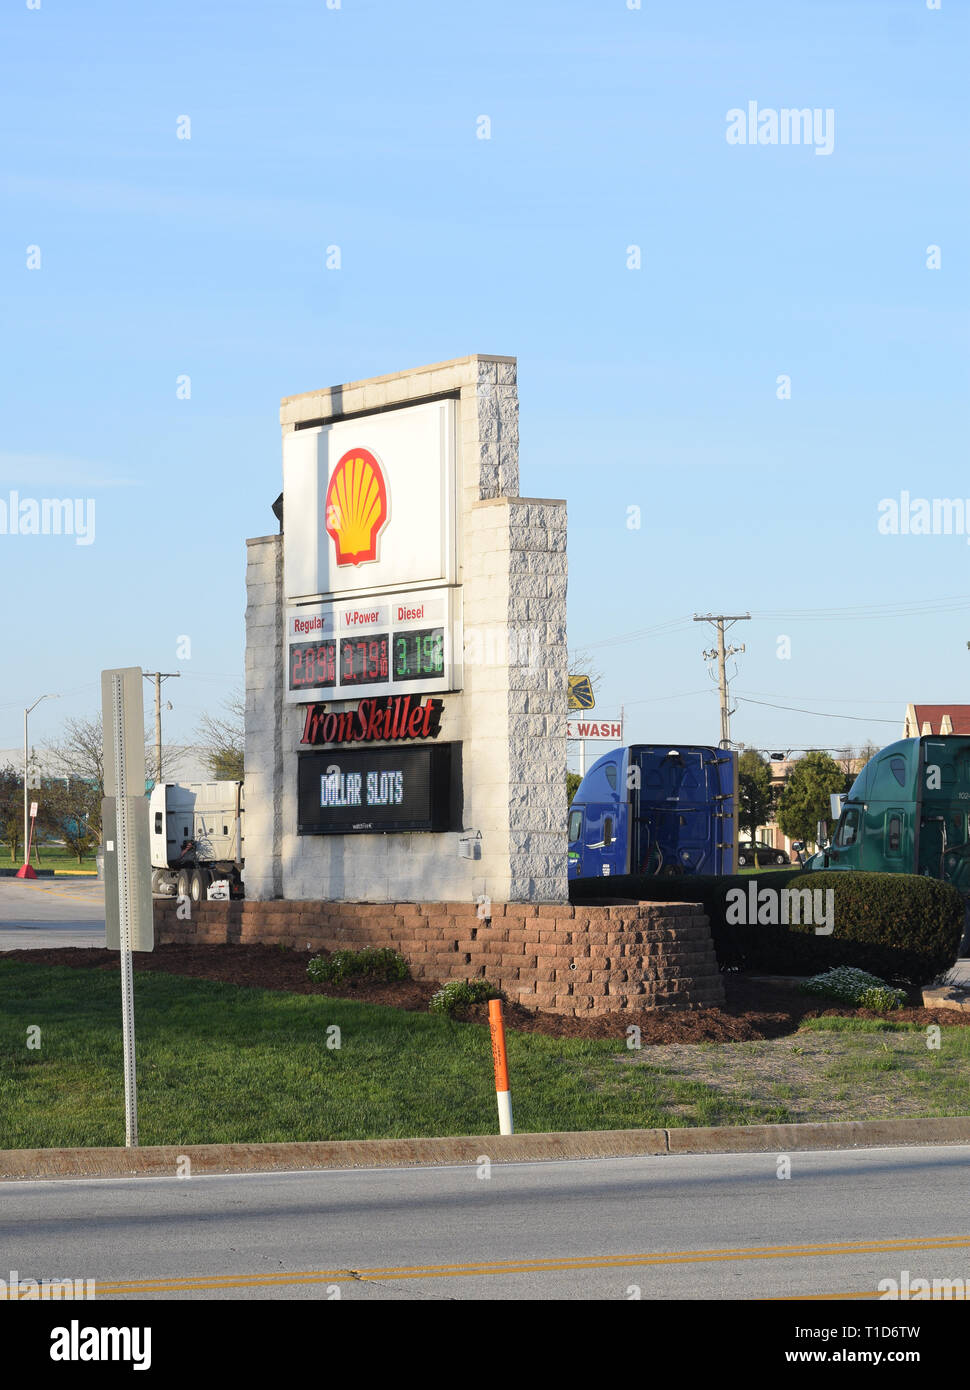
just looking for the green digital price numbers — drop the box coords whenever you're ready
[393,627,444,682]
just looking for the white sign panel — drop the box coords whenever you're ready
[567,718,624,741]
[283,399,458,602]
[285,585,462,704]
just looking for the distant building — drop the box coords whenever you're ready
[750,754,866,861]
[903,704,970,738]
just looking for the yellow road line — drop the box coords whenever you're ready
[12,886,103,906]
[17,1234,967,1298]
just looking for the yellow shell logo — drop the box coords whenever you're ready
[325,448,389,566]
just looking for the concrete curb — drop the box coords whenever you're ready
[4,1116,970,1181]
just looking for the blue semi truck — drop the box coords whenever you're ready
[568,744,738,880]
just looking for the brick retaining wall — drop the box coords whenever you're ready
[154,899,725,1016]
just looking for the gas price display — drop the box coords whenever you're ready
[393,627,444,682]
[297,744,461,834]
[285,590,459,704]
[291,628,446,694]
[289,640,337,692]
[340,635,390,686]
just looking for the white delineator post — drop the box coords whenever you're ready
[488,999,514,1135]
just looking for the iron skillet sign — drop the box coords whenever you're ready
[300,695,444,746]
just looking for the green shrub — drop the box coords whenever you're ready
[781,873,964,985]
[307,948,410,985]
[800,966,906,1012]
[428,979,503,1016]
[570,869,965,985]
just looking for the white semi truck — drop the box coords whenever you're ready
[149,781,245,902]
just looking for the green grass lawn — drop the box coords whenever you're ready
[620,1017,970,1124]
[3,962,967,1150]
[0,961,791,1150]
[3,846,99,875]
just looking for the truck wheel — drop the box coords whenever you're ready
[176,868,191,901]
[191,868,209,903]
[151,870,163,897]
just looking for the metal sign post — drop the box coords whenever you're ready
[101,667,154,1148]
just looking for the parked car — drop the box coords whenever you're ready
[737,839,789,867]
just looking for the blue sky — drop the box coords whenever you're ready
[1,0,967,760]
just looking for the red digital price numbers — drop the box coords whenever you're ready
[289,640,337,691]
[340,634,390,686]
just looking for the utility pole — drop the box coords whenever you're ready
[142,672,180,783]
[693,613,750,749]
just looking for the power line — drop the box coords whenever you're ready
[579,615,695,651]
[735,696,899,723]
[750,596,970,621]
[735,688,905,706]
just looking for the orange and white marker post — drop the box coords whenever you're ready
[488,999,514,1135]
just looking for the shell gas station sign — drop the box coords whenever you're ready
[282,399,462,704]
[283,399,459,600]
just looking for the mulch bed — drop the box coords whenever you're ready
[3,944,969,1044]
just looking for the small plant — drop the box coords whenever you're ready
[307,948,410,985]
[429,978,503,1016]
[800,966,905,1012]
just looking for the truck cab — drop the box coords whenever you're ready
[568,744,737,880]
[149,780,245,901]
[813,736,970,897]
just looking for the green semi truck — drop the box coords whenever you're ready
[808,734,970,953]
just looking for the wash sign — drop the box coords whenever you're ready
[567,718,623,741]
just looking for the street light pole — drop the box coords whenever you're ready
[23,693,59,869]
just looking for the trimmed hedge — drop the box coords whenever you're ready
[778,872,964,985]
[570,869,965,985]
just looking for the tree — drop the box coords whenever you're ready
[738,750,773,843]
[0,764,23,862]
[567,647,605,699]
[776,751,846,845]
[835,745,856,778]
[858,739,879,767]
[567,771,582,805]
[38,778,101,861]
[43,715,160,836]
[44,716,106,798]
[195,692,245,781]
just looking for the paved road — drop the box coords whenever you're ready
[0,876,106,950]
[2,1147,969,1300]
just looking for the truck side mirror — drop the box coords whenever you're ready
[816,819,829,848]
